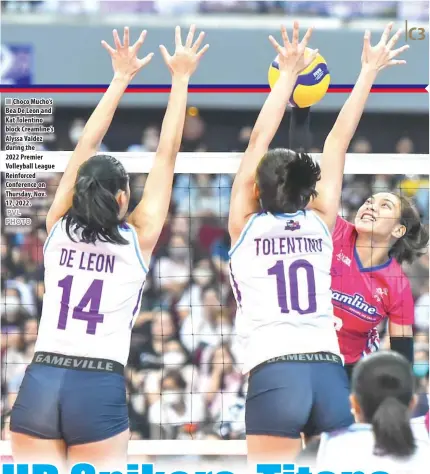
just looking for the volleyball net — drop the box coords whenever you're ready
[1,152,429,457]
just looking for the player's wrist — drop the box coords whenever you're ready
[359,64,379,79]
[112,72,133,84]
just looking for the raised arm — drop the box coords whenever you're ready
[310,23,408,230]
[228,22,317,245]
[46,28,153,234]
[128,25,209,262]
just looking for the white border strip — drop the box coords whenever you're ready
[1,152,429,175]
[0,440,247,457]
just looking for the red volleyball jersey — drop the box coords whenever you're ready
[331,217,414,364]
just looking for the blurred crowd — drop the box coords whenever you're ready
[1,0,428,20]
[1,108,429,441]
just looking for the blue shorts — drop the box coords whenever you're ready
[246,352,353,438]
[10,352,129,446]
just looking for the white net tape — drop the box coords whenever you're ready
[1,152,429,458]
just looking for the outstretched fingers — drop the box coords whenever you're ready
[363,29,371,51]
[132,30,147,54]
[101,40,116,56]
[281,25,290,47]
[196,43,210,60]
[185,24,196,48]
[389,44,409,59]
[386,28,403,51]
[291,21,300,46]
[380,22,393,45]
[388,59,407,67]
[139,52,154,68]
[113,29,122,50]
[304,48,319,67]
[159,44,171,64]
[300,26,314,49]
[269,35,284,56]
[192,31,206,53]
[175,26,182,48]
[123,27,130,49]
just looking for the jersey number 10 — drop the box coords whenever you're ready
[268,259,317,315]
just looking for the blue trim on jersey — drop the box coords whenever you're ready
[228,213,259,258]
[354,245,393,273]
[310,211,331,238]
[121,225,149,273]
[43,220,62,255]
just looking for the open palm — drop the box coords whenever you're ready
[269,22,318,76]
[361,22,409,72]
[160,25,209,78]
[102,27,154,80]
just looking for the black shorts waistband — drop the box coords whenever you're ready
[250,352,343,376]
[32,352,124,375]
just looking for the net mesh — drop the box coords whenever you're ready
[1,152,429,457]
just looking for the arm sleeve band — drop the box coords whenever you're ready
[390,336,414,364]
[288,106,311,152]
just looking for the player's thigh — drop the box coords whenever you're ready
[247,435,302,463]
[305,362,353,437]
[11,432,67,467]
[10,364,64,442]
[67,429,130,471]
[246,361,313,439]
[60,370,129,447]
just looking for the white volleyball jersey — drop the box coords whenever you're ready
[35,219,148,365]
[229,211,340,374]
[317,423,429,473]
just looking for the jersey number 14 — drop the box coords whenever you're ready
[268,259,317,315]
[57,275,105,335]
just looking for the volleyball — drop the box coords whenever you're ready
[268,48,330,108]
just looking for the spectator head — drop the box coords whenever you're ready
[162,340,188,369]
[238,126,252,149]
[256,149,321,214]
[183,110,205,141]
[351,137,372,153]
[170,216,190,239]
[161,370,187,406]
[1,288,22,320]
[23,318,38,345]
[354,193,429,264]
[195,174,211,187]
[151,311,176,340]
[202,286,221,320]
[141,126,159,152]
[192,258,216,287]
[65,155,130,245]
[396,137,414,154]
[68,118,86,145]
[351,351,416,458]
[168,234,190,263]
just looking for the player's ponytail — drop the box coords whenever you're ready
[65,154,129,245]
[372,395,415,457]
[388,195,429,264]
[352,352,416,459]
[256,149,320,214]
